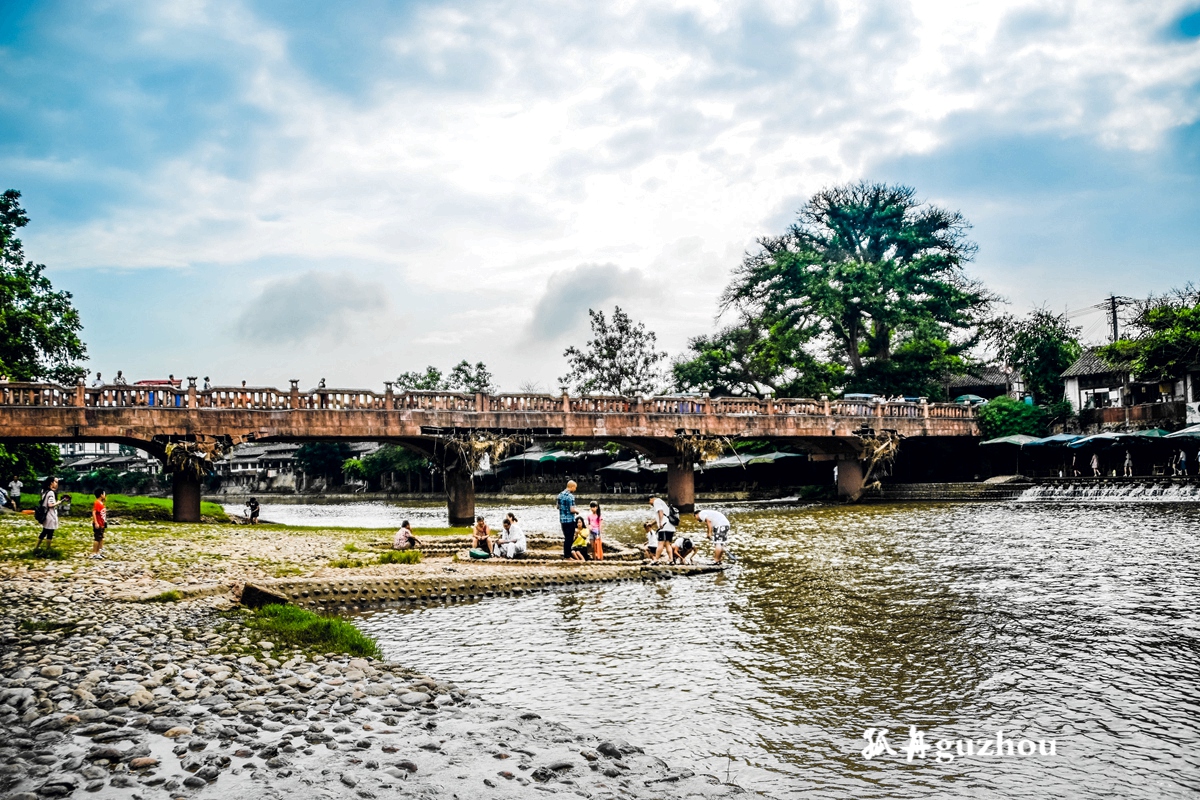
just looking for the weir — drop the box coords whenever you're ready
[0,381,978,522]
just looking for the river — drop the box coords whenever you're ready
[251,500,1200,798]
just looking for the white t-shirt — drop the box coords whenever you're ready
[9,480,21,497]
[651,498,675,532]
[697,510,730,530]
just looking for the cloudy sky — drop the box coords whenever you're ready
[3,0,1199,390]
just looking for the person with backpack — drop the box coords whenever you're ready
[34,477,60,553]
[647,493,678,563]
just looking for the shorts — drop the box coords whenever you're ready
[93,526,106,542]
[657,530,675,543]
[572,545,590,558]
[587,530,601,542]
[712,526,730,544]
[39,528,54,540]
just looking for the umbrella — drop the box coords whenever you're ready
[1022,433,1081,447]
[955,394,988,404]
[1165,424,1200,439]
[597,459,642,474]
[1067,432,1134,448]
[980,434,1040,446]
[1130,428,1171,439]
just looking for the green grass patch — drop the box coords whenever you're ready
[24,493,229,523]
[142,590,183,603]
[244,604,381,658]
[378,549,420,565]
[343,542,361,553]
[20,619,79,634]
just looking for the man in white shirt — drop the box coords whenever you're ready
[497,516,527,559]
[90,372,103,388]
[7,478,22,511]
[695,508,732,564]
[648,494,675,563]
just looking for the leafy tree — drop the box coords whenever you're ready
[395,366,445,391]
[0,190,87,482]
[721,181,990,393]
[0,190,87,384]
[561,306,666,395]
[447,360,496,393]
[977,396,1049,438]
[0,442,60,484]
[341,458,368,482]
[672,317,843,397]
[847,328,965,399]
[396,360,496,393]
[294,443,353,485]
[1098,284,1200,384]
[983,308,1082,403]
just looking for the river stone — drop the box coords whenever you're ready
[163,726,191,738]
[339,773,357,787]
[39,666,64,679]
[85,746,125,762]
[147,718,182,733]
[129,757,158,769]
[399,692,429,706]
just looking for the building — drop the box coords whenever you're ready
[1061,348,1200,430]
[944,366,1023,401]
[214,441,383,493]
[57,442,158,475]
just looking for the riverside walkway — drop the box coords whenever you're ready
[0,380,978,521]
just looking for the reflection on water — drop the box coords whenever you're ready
[355,502,1200,799]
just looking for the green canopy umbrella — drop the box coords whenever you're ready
[1165,424,1200,439]
[1068,432,1134,448]
[979,434,1040,446]
[955,394,988,404]
[1131,428,1171,438]
[1022,433,1081,447]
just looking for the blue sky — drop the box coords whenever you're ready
[3,0,1199,389]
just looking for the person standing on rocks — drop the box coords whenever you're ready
[694,507,732,565]
[34,476,59,553]
[7,476,22,510]
[648,493,676,563]
[91,488,108,558]
[556,480,580,559]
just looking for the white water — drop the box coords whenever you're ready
[1018,482,1200,502]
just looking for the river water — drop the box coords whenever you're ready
[279,500,1200,798]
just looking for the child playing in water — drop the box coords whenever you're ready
[642,520,658,560]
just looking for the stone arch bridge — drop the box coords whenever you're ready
[0,380,978,523]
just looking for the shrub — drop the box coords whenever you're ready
[977,396,1049,438]
[244,604,381,658]
[143,590,183,603]
[378,549,420,565]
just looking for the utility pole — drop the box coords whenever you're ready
[1107,294,1121,343]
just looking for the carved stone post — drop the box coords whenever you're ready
[289,379,300,409]
[187,376,198,408]
[384,381,394,409]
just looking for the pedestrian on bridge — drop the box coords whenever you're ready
[556,480,579,558]
[91,372,103,388]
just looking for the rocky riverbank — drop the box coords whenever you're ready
[0,519,754,799]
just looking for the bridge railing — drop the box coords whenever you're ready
[0,381,977,420]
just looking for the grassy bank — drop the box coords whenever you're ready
[18,492,229,523]
[241,604,381,658]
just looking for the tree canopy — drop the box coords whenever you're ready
[720,182,990,396]
[1098,285,1200,383]
[561,306,665,396]
[396,360,496,394]
[672,317,842,398]
[0,189,86,383]
[983,308,1082,404]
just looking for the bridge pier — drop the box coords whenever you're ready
[172,474,202,523]
[836,457,864,500]
[667,462,695,513]
[445,465,475,526]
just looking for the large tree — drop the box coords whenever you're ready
[721,182,990,394]
[0,190,86,383]
[983,308,1082,403]
[1099,284,1200,384]
[561,306,665,396]
[0,190,85,482]
[672,316,843,398]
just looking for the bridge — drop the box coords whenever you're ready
[0,380,978,523]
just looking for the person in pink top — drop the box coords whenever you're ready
[586,501,604,561]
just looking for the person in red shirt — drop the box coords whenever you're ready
[91,489,107,559]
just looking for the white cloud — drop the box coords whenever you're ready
[12,0,1200,387]
[234,270,389,345]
